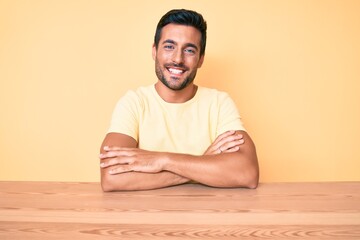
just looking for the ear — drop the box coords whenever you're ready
[197,54,205,68]
[152,43,156,60]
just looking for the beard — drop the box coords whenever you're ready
[155,58,197,91]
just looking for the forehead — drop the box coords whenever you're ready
[160,23,202,47]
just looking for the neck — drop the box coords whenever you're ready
[155,82,198,103]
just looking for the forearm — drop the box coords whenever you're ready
[163,151,259,188]
[101,169,190,191]
[100,131,259,190]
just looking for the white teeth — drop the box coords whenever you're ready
[169,68,183,74]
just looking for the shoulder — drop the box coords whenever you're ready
[118,85,155,107]
[197,86,234,104]
[122,85,153,99]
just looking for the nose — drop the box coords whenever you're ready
[172,49,184,64]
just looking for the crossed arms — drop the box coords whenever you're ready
[100,130,259,191]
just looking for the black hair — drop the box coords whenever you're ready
[154,9,207,56]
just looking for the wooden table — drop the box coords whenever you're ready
[0,181,359,239]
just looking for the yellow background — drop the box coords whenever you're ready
[1,0,359,182]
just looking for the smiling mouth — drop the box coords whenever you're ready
[167,67,185,75]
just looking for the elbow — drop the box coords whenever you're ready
[100,170,135,192]
[101,182,114,192]
[241,155,260,189]
[101,175,116,192]
[244,175,259,189]
[215,169,259,189]
[232,173,258,189]
[101,170,121,192]
[101,185,113,192]
[245,168,260,189]
[236,165,259,189]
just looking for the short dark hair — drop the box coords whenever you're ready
[154,9,207,56]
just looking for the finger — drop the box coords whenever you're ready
[100,156,133,168]
[126,162,162,173]
[100,157,122,168]
[203,131,241,155]
[210,132,237,151]
[224,146,240,153]
[219,142,241,154]
[221,138,245,151]
[103,146,138,152]
[109,165,133,175]
[215,134,243,151]
[100,158,118,168]
[213,130,236,144]
[99,151,116,159]
[103,146,121,151]
[100,149,136,159]
[99,151,124,159]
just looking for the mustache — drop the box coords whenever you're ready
[165,63,188,70]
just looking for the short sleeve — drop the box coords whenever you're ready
[107,90,141,142]
[216,92,245,136]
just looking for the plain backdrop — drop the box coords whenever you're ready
[1,0,359,182]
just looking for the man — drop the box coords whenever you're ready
[99,9,259,191]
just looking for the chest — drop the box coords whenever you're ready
[137,103,217,154]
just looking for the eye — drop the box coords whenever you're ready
[164,45,174,50]
[184,48,196,54]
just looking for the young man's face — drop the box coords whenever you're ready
[153,23,204,91]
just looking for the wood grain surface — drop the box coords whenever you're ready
[0,181,359,239]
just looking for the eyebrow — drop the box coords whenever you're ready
[162,39,199,51]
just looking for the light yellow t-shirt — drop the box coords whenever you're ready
[108,85,245,155]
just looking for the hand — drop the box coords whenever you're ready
[99,146,165,175]
[203,130,244,155]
